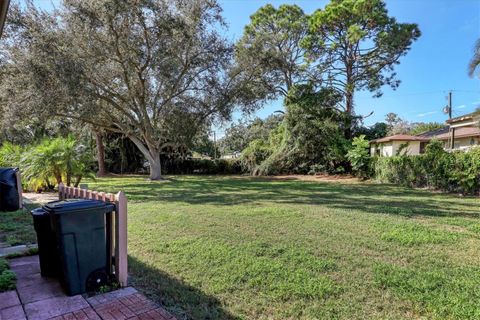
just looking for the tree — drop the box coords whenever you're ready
[219,115,283,155]
[468,39,480,78]
[306,0,420,136]
[1,0,253,180]
[385,112,410,135]
[356,122,388,140]
[235,4,312,99]
[242,85,349,175]
[409,122,444,136]
[347,135,371,179]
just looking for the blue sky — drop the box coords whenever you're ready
[218,0,480,132]
[20,0,480,134]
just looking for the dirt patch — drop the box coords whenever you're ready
[22,192,58,205]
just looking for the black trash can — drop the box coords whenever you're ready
[31,208,60,277]
[43,199,115,295]
[0,168,20,212]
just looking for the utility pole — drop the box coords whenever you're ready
[448,91,452,120]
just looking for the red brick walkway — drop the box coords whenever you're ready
[0,255,176,320]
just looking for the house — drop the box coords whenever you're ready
[370,111,480,156]
[443,112,480,150]
[370,134,429,157]
[220,151,241,160]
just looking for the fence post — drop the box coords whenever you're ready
[115,191,128,287]
[15,170,22,209]
[58,183,64,200]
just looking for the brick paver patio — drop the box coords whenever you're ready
[0,255,176,320]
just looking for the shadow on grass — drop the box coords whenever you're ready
[129,255,238,320]
[97,176,480,219]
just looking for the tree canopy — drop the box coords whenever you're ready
[0,0,255,179]
[305,0,420,134]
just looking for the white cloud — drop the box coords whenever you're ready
[417,111,437,117]
[472,101,480,105]
[456,105,466,109]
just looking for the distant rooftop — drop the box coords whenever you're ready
[371,134,429,144]
[446,111,480,124]
[433,127,480,140]
[416,126,449,138]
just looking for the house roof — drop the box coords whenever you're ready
[416,126,450,138]
[432,127,480,140]
[446,111,479,124]
[370,134,429,144]
[0,0,10,39]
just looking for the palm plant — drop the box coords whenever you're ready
[21,136,95,190]
[0,142,24,167]
[468,39,480,78]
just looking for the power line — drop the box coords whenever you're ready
[356,89,480,100]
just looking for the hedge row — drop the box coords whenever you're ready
[373,143,480,195]
[161,158,244,175]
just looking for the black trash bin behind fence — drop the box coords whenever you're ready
[43,199,115,295]
[0,168,20,212]
[31,207,60,277]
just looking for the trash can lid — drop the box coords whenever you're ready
[43,199,111,214]
[31,208,46,216]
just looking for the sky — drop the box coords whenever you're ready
[16,0,480,135]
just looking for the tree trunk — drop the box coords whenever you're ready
[344,55,355,139]
[127,135,163,180]
[344,90,354,139]
[149,152,162,180]
[95,130,107,177]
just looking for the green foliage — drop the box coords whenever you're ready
[161,158,244,175]
[235,4,310,98]
[0,142,24,167]
[0,258,16,292]
[374,141,480,195]
[468,38,480,78]
[22,135,95,190]
[409,122,445,135]
[306,0,421,116]
[395,142,409,156]
[355,122,388,141]
[347,135,371,178]
[241,86,349,175]
[1,136,95,191]
[219,115,283,156]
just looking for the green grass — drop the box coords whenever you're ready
[0,204,36,246]
[83,175,480,319]
[0,258,16,292]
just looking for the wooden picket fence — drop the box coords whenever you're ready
[15,170,22,209]
[58,183,128,287]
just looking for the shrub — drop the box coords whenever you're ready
[347,135,371,179]
[373,143,480,195]
[161,158,244,175]
[0,258,15,292]
[0,136,95,191]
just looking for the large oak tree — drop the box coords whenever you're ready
[1,0,253,179]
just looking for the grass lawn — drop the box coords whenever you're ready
[0,204,36,246]
[88,176,480,319]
